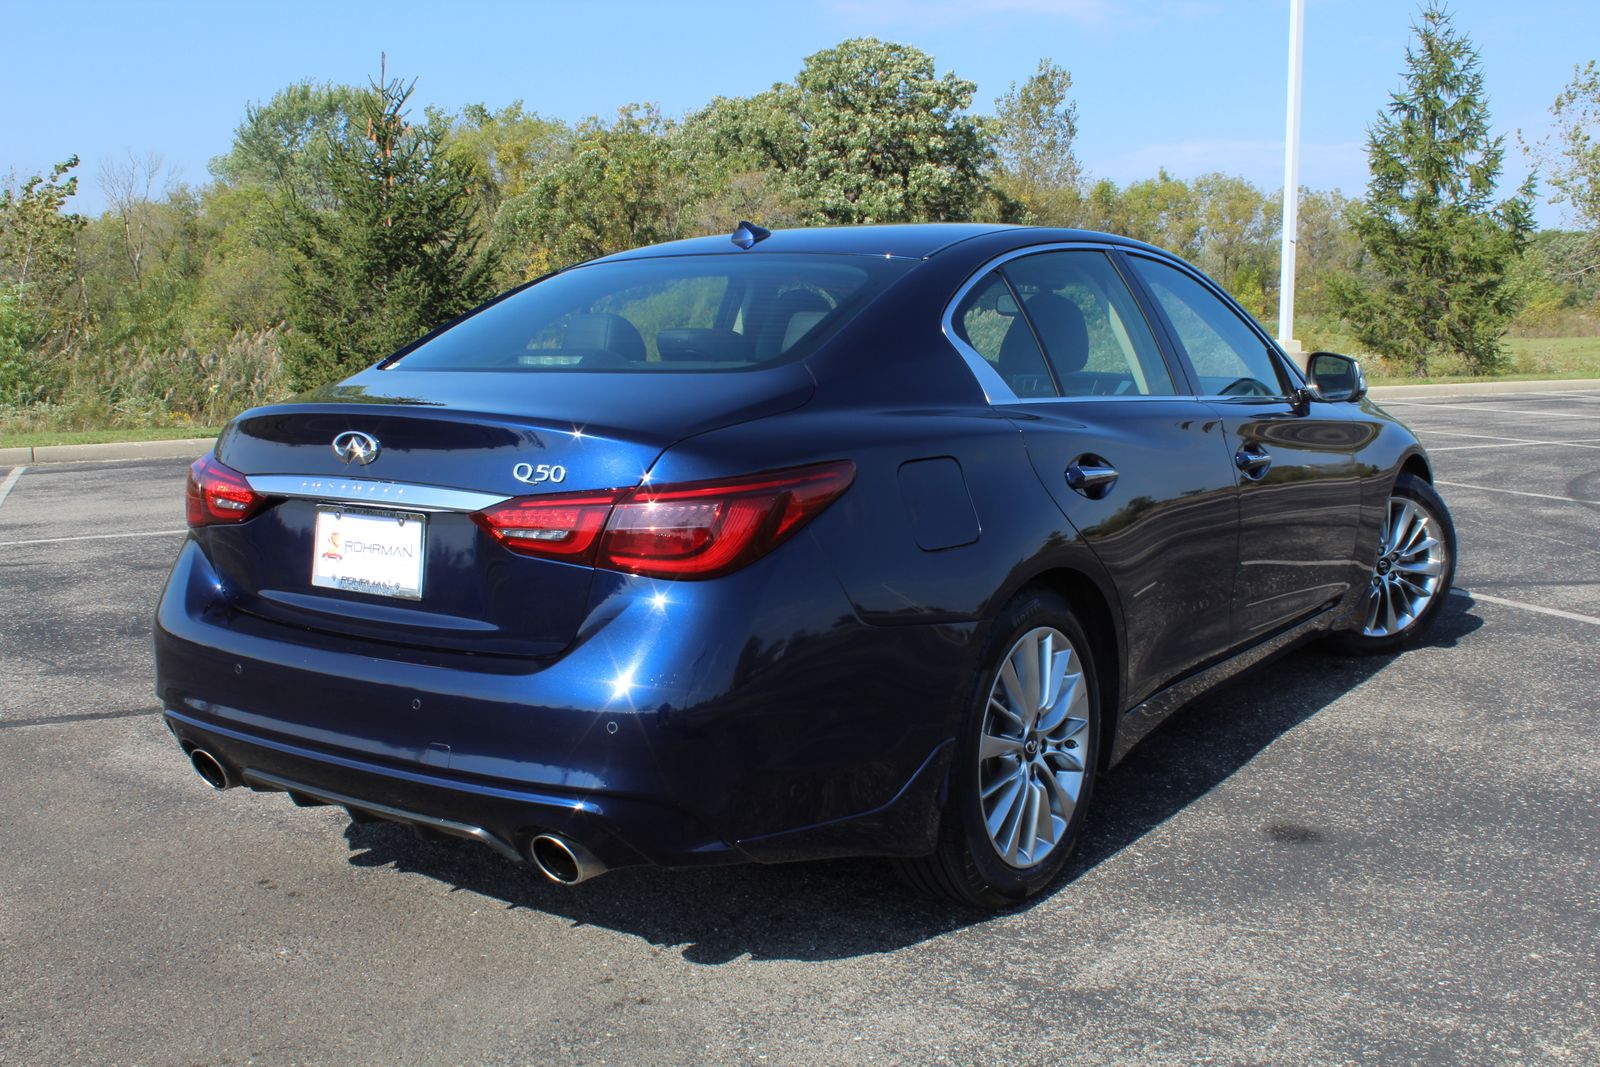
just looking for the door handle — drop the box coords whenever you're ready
[1065,455,1118,498]
[1235,445,1272,481]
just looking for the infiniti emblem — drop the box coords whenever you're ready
[331,430,380,466]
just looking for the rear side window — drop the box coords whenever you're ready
[951,273,1057,398]
[1127,256,1287,396]
[1002,251,1177,397]
[394,254,912,372]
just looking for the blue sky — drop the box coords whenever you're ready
[3,0,1595,226]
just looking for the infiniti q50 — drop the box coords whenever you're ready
[155,223,1456,908]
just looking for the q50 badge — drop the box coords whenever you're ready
[512,463,567,485]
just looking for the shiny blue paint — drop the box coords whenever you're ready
[153,224,1432,876]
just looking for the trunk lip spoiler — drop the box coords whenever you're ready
[245,474,511,514]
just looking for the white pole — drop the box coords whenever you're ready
[1278,0,1305,355]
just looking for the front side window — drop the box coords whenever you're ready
[1002,251,1177,397]
[393,254,912,373]
[1127,256,1287,397]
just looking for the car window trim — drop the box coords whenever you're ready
[1116,249,1304,401]
[941,242,1196,406]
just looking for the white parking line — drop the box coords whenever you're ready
[1451,588,1600,627]
[1418,430,1600,451]
[1395,390,1600,404]
[1428,441,1562,452]
[1383,401,1600,420]
[0,466,24,510]
[1435,480,1596,505]
[0,529,186,548]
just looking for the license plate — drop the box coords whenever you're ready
[311,506,426,600]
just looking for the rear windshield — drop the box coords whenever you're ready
[391,253,914,373]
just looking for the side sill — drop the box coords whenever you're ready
[1108,601,1352,765]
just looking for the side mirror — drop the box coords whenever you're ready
[1306,351,1367,403]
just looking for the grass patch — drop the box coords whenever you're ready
[1340,335,1600,385]
[0,425,220,450]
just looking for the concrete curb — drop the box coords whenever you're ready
[5,437,215,466]
[1368,378,1600,399]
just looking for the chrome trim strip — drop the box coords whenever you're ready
[246,474,509,513]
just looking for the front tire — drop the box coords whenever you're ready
[1333,472,1456,654]
[900,591,1100,909]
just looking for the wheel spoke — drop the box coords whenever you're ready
[1032,778,1055,850]
[986,775,1025,838]
[981,764,1023,799]
[988,696,1024,731]
[1017,775,1041,860]
[1390,501,1416,550]
[1013,635,1043,719]
[1040,765,1081,821]
[1043,642,1069,714]
[997,659,1027,722]
[979,731,1023,761]
[1045,744,1084,774]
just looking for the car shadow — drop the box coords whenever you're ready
[340,597,1483,964]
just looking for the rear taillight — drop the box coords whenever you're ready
[474,461,856,579]
[185,454,264,527]
[600,461,856,578]
[471,490,625,564]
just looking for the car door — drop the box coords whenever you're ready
[948,247,1242,705]
[1122,252,1369,641]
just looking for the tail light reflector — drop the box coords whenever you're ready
[473,461,856,579]
[186,454,264,527]
[471,490,625,564]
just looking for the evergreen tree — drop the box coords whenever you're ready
[279,59,497,388]
[1332,5,1533,375]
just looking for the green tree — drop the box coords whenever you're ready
[1332,5,1533,375]
[678,93,809,235]
[700,38,991,224]
[1192,173,1279,318]
[211,82,365,210]
[1117,169,1202,258]
[443,101,571,216]
[492,104,689,278]
[990,59,1082,225]
[0,157,86,402]
[279,60,497,388]
[1523,60,1600,276]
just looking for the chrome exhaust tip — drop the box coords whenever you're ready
[529,833,606,885]
[188,747,234,790]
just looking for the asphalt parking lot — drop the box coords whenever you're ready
[2,391,1597,1065]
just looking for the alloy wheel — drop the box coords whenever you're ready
[1364,494,1448,638]
[977,626,1091,869]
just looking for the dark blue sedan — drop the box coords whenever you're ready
[156,223,1456,908]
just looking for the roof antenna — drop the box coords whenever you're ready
[730,220,771,250]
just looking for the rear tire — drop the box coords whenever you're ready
[900,590,1100,909]
[1330,473,1456,655]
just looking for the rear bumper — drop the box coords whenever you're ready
[163,708,724,870]
[154,536,977,871]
